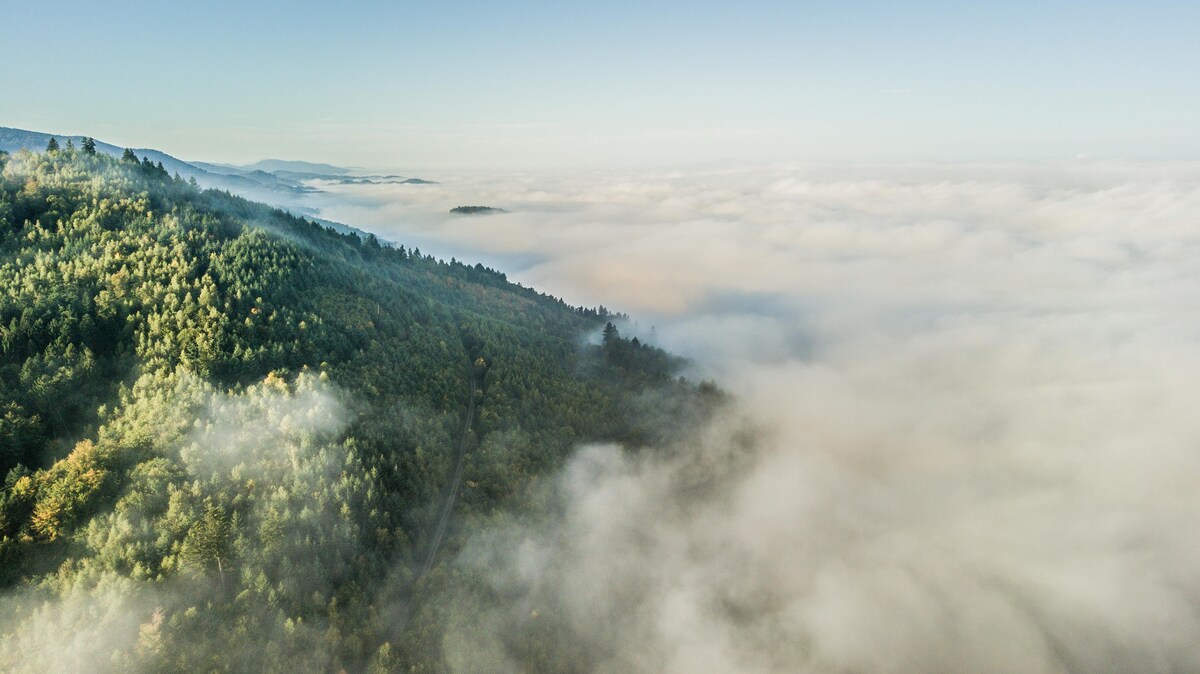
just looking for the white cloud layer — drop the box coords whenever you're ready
[316,161,1200,672]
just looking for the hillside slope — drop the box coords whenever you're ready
[0,126,436,240]
[0,146,713,672]
[0,126,299,194]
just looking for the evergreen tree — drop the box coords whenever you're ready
[122,147,138,162]
[81,137,97,155]
[602,321,619,344]
[184,501,232,588]
[45,137,59,152]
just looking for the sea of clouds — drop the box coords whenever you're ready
[313,161,1200,672]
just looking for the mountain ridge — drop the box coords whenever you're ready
[0,146,708,672]
[1,126,391,240]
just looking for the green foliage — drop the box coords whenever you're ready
[0,148,716,671]
[182,500,231,577]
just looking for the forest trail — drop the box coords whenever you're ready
[420,364,477,576]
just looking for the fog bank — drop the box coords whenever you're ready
[315,161,1200,672]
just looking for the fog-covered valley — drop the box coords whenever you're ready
[307,161,1200,672]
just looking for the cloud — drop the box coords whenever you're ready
[0,575,162,674]
[179,372,349,481]
[311,160,1200,671]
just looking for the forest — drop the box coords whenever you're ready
[0,143,719,672]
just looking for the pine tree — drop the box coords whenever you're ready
[602,322,618,344]
[82,137,97,155]
[45,137,59,152]
[122,148,138,162]
[185,501,232,588]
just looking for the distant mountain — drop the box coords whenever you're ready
[0,125,375,237]
[191,156,438,187]
[241,158,351,175]
[190,159,437,186]
[0,126,124,158]
[188,160,243,173]
[0,126,302,195]
[0,125,447,245]
[451,205,509,215]
[322,175,440,186]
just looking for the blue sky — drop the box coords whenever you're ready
[3,1,1198,168]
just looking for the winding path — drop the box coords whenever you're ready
[419,365,477,576]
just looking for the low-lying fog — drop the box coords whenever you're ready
[316,162,1200,672]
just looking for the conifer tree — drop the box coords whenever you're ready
[602,321,618,344]
[185,501,232,588]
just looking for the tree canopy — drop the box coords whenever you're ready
[0,147,718,672]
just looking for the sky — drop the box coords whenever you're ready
[3,1,1199,168]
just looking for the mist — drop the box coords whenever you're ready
[0,373,356,673]
[308,160,1200,672]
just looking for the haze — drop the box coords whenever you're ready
[4,2,1200,168]
[297,160,1200,671]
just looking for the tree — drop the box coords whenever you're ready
[82,137,97,155]
[45,137,59,152]
[185,501,233,589]
[65,138,75,151]
[602,322,618,345]
[363,233,383,260]
[122,148,138,162]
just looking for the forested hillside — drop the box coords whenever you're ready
[0,145,715,672]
